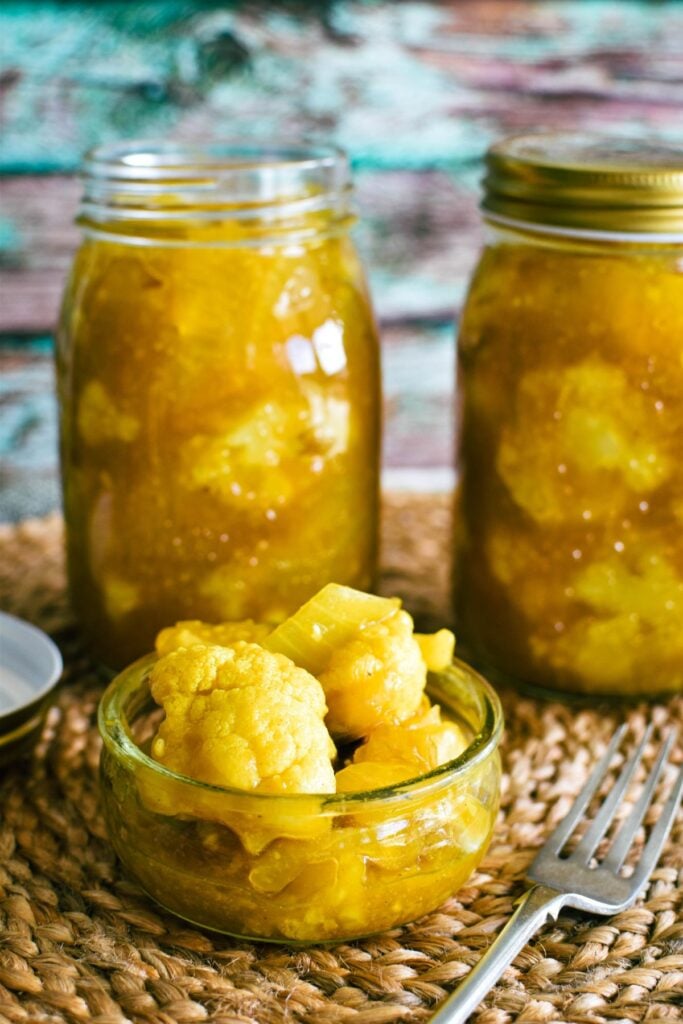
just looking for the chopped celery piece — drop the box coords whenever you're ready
[264,584,400,674]
[415,629,456,672]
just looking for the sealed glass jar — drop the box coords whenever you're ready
[57,143,380,668]
[454,134,683,699]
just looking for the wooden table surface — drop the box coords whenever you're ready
[2,0,683,519]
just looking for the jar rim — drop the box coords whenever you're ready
[84,139,348,182]
[79,140,355,242]
[82,139,349,202]
[98,653,503,809]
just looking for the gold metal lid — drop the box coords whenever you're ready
[482,133,683,236]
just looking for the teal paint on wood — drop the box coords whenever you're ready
[0,347,59,520]
[3,0,683,330]
[2,1,683,173]
[0,217,23,261]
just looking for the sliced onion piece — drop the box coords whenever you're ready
[264,583,400,674]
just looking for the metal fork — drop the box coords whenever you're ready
[431,724,683,1024]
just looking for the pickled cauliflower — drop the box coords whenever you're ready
[532,545,683,691]
[179,402,296,509]
[149,642,335,794]
[180,392,350,511]
[335,705,466,795]
[148,585,460,799]
[156,618,271,656]
[319,609,427,740]
[77,380,139,446]
[131,584,495,941]
[353,704,467,773]
[498,358,671,525]
[102,575,140,620]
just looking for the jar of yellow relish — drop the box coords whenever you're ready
[454,134,683,699]
[57,143,380,668]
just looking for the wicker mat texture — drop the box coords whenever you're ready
[0,495,681,1024]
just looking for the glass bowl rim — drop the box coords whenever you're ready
[98,652,503,809]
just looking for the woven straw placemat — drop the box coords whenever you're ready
[0,495,681,1024]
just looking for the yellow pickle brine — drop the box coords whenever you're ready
[57,143,380,667]
[98,584,502,943]
[454,134,683,699]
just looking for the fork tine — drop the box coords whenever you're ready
[572,723,654,865]
[602,728,678,873]
[629,746,683,894]
[544,724,627,855]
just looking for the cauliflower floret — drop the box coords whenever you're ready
[572,548,683,624]
[353,704,467,774]
[535,614,644,691]
[155,619,271,656]
[149,643,335,794]
[246,839,368,941]
[533,546,683,692]
[179,391,350,510]
[102,575,140,620]
[498,359,671,524]
[318,610,427,740]
[484,525,557,622]
[77,380,139,445]
[180,402,296,508]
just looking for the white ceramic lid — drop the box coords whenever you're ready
[0,611,63,725]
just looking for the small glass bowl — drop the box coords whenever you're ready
[98,654,502,944]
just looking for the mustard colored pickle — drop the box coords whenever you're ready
[99,654,501,943]
[57,144,380,667]
[97,585,502,943]
[454,134,683,698]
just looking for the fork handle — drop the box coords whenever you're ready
[430,884,568,1024]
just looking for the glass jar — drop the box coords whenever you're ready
[98,654,502,943]
[454,134,683,699]
[57,143,380,668]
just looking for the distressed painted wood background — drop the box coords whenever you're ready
[2,0,683,519]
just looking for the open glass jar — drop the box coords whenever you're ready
[454,134,683,699]
[57,143,380,668]
[98,655,502,944]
